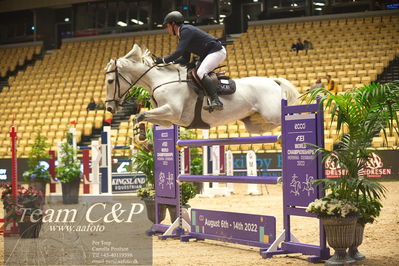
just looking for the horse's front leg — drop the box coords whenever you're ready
[134,105,175,127]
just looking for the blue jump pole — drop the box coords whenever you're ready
[177,135,280,148]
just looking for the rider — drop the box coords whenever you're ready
[155,11,225,111]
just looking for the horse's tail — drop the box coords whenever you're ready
[274,78,300,105]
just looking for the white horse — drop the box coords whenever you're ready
[105,44,300,133]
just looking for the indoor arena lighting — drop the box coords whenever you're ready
[131,19,144,25]
[117,21,127,27]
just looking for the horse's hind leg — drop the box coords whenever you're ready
[242,113,279,134]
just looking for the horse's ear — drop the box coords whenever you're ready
[105,59,115,71]
[124,44,142,61]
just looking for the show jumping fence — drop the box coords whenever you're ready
[150,99,330,262]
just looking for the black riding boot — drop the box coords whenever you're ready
[202,74,223,111]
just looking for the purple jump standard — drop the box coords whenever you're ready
[153,99,330,263]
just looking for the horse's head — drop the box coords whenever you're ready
[105,44,152,113]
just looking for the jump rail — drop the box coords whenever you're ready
[177,135,281,148]
[179,175,281,184]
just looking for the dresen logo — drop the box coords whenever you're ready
[325,152,392,178]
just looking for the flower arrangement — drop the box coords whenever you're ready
[302,82,398,225]
[306,196,358,218]
[55,135,81,183]
[23,129,51,183]
[23,164,51,183]
[1,183,44,225]
[136,184,155,199]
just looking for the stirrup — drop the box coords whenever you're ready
[203,101,223,112]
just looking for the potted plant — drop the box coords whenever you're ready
[306,188,360,265]
[1,183,44,238]
[126,85,152,110]
[23,129,51,195]
[304,81,398,264]
[55,133,81,204]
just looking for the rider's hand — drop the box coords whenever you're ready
[155,57,165,64]
[186,61,196,69]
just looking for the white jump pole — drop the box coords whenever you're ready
[100,126,112,194]
[225,150,234,193]
[89,140,101,195]
[247,150,261,195]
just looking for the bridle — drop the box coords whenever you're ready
[105,58,157,107]
[105,57,190,108]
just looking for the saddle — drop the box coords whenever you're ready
[188,69,236,96]
[185,68,236,129]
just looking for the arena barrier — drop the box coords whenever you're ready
[48,126,145,196]
[151,99,330,262]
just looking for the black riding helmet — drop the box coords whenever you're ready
[163,11,184,26]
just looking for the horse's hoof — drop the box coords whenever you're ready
[138,134,146,141]
[133,114,145,124]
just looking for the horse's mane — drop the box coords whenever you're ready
[139,45,186,72]
[105,44,186,73]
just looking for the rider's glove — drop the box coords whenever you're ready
[186,61,196,70]
[155,57,165,64]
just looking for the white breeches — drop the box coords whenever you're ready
[197,46,226,80]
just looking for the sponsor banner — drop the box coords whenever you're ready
[191,209,276,246]
[111,173,146,193]
[325,150,399,179]
[0,158,29,182]
[232,153,282,177]
[232,150,399,179]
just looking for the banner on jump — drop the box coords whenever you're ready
[232,150,399,180]
[191,209,276,246]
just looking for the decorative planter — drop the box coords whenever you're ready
[18,218,42,238]
[143,198,166,224]
[321,216,357,265]
[61,177,80,204]
[348,223,366,260]
[30,180,47,197]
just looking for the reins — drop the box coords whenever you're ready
[105,58,158,106]
[106,58,189,107]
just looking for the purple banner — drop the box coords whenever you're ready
[153,126,178,198]
[283,114,319,207]
[191,209,276,245]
